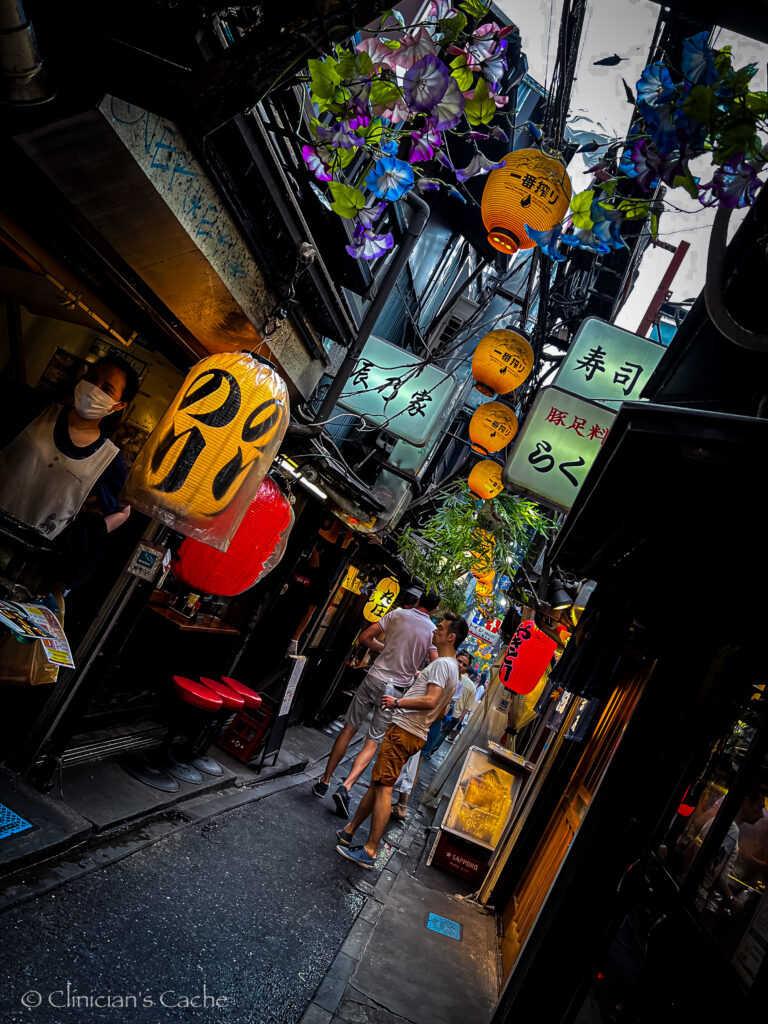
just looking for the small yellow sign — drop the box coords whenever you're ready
[363,576,400,622]
[342,566,363,594]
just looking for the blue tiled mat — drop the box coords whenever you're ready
[426,913,462,941]
[0,803,34,840]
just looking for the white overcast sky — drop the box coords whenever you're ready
[496,0,768,332]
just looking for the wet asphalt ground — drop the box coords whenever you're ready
[0,772,399,1024]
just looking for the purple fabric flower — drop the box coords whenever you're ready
[313,120,366,149]
[408,122,442,162]
[525,223,566,262]
[431,77,465,130]
[356,37,397,71]
[357,196,387,228]
[636,63,676,108]
[456,153,505,181]
[427,0,457,18]
[702,156,762,208]
[435,150,453,170]
[346,224,395,260]
[302,144,333,181]
[416,177,440,192]
[404,54,451,113]
[627,138,660,191]
[681,33,718,85]
[490,125,509,142]
[366,156,415,200]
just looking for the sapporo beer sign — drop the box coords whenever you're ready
[503,386,616,513]
[126,352,289,550]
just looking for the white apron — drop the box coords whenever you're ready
[0,404,118,538]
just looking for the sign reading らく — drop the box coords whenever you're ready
[503,387,616,512]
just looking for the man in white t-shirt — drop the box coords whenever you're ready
[335,612,468,869]
[312,592,439,816]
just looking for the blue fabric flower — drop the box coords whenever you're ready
[379,137,400,156]
[525,223,567,261]
[636,63,676,108]
[366,157,415,200]
[681,33,718,86]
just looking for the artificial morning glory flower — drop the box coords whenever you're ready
[357,196,387,228]
[525,223,566,261]
[404,54,450,113]
[302,144,333,181]
[366,156,415,200]
[313,120,366,149]
[702,155,762,208]
[346,223,395,260]
[456,153,504,181]
[431,77,465,130]
[636,63,676,108]
[681,33,718,85]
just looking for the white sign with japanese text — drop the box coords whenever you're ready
[552,317,666,409]
[503,387,616,512]
[338,336,454,446]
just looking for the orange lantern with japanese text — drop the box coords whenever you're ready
[472,330,534,397]
[481,148,571,255]
[468,460,504,501]
[469,401,518,454]
[470,528,496,575]
[125,352,289,550]
[171,477,293,596]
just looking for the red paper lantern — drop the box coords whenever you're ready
[499,620,557,694]
[171,477,293,596]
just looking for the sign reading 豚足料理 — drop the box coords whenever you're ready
[503,387,616,512]
[552,317,666,409]
[338,336,454,446]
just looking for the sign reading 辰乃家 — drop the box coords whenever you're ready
[552,317,666,409]
[338,336,454,446]
[503,387,616,512]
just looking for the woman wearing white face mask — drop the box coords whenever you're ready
[0,357,138,546]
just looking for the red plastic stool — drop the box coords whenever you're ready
[121,676,224,792]
[220,677,262,711]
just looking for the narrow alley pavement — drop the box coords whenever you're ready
[0,735,496,1024]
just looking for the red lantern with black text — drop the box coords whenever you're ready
[171,477,293,596]
[499,620,558,694]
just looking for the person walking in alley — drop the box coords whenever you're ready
[335,612,468,868]
[312,591,440,817]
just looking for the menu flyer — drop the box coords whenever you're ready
[0,600,75,669]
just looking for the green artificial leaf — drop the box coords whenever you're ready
[438,12,468,43]
[336,50,373,82]
[308,58,341,103]
[329,146,356,171]
[379,8,405,27]
[600,178,618,197]
[683,84,717,124]
[465,77,496,126]
[649,211,659,240]
[719,64,758,98]
[714,123,762,163]
[570,189,595,230]
[370,79,402,110]
[460,0,490,18]
[746,91,768,116]
[355,117,385,146]
[671,167,699,199]
[450,54,474,91]
[713,45,733,78]
[383,38,402,50]
[617,198,650,220]
[328,182,366,219]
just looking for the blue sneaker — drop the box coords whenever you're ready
[332,784,350,818]
[336,827,354,848]
[312,780,329,798]
[335,844,376,870]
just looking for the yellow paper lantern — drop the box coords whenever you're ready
[468,460,504,501]
[472,329,534,397]
[469,402,518,454]
[472,568,495,586]
[475,579,494,598]
[481,148,572,255]
[125,352,289,551]
[470,528,496,575]
[363,576,401,622]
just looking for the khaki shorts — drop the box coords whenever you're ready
[371,725,424,787]
[344,671,404,743]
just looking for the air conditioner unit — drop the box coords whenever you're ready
[432,296,480,350]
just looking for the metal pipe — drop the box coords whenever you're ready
[0,0,53,105]
[705,205,768,352]
[316,191,431,420]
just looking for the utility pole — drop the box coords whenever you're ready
[636,240,690,338]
